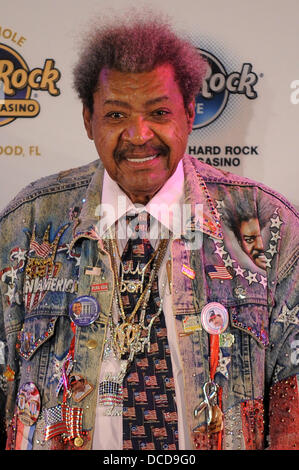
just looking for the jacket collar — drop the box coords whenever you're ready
[182,155,223,240]
[70,154,223,249]
[69,159,105,249]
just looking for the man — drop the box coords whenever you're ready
[220,193,268,270]
[208,310,224,331]
[238,218,267,270]
[71,301,82,318]
[0,16,298,451]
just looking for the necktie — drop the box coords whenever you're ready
[121,213,179,450]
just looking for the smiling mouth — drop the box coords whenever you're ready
[126,154,158,163]
[253,251,266,260]
[115,144,168,164]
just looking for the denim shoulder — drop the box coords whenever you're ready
[0,159,99,221]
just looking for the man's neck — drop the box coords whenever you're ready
[118,187,160,206]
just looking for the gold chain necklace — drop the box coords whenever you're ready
[104,233,169,361]
[118,240,161,295]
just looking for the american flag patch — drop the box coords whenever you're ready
[153,427,167,438]
[29,240,52,258]
[140,442,155,450]
[132,244,145,256]
[131,425,146,436]
[163,411,178,422]
[156,328,167,338]
[134,391,147,403]
[144,375,158,387]
[149,342,159,354]
[154,359,168,371]
[144,409,158,421]
[166,443,177,450]
[127,372,139,383]
[44,404,83,442]
[123,407,136,418]
[136,357,149,368]
[154,394,168,406]
[164,377,175,389]
[123,439,133,449]
[98,380,123,406]
[122,294,130,307]
[206,265,233,280]
[44,405,66,441]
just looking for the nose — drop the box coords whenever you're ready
[122,116,154,145]
[254,235,264,251]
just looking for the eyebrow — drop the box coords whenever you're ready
[103,99,131,108]
[103,95,170,108]
[145,95,170,106]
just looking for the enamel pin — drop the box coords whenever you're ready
[69,295,100,326]
[17,382,41,426]
[201,302,229,335]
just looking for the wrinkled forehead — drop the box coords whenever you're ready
[95,64,184,104]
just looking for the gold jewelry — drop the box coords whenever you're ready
[113,222,161,294]
[104,233,169,361]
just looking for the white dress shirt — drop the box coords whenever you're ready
[92,160,191,450]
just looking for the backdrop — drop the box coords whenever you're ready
[1,0,298,211]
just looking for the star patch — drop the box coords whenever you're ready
[245,271,258,285]
[216,349,230,378]
[214,243,228,258]
[275,304,299,326]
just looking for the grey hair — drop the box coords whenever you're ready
[73,15,207,113]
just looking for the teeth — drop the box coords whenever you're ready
[127,154,157,163]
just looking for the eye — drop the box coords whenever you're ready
[151,108,171,118]
[105,111,126,120]
[243,236,255,244]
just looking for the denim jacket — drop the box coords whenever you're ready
[0,155,298,450]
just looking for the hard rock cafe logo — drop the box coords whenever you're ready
[194,49,259,129]
[0,43,61,127]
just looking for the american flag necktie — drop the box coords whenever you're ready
[121,212,179,450]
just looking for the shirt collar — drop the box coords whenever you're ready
[100,159,184,235]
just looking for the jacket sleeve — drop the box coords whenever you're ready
[0,212,25,450]
[0,285,7,449]
[266,202,299,449]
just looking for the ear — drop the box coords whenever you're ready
[83,105,94,140]
[186,98,195,133]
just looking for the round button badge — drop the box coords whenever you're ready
[17,382,41,426]
[201,302,229,335]
[69,295,100,326]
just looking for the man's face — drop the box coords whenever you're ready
[209,311,223,328]
[239,218,267,270]
[72,302,82,316]
[83,64,195,204]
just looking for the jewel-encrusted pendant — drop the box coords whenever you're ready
[98,363,127,416]
[98,378,123,407]
[120,279,143,294]
[113,321,141,359]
